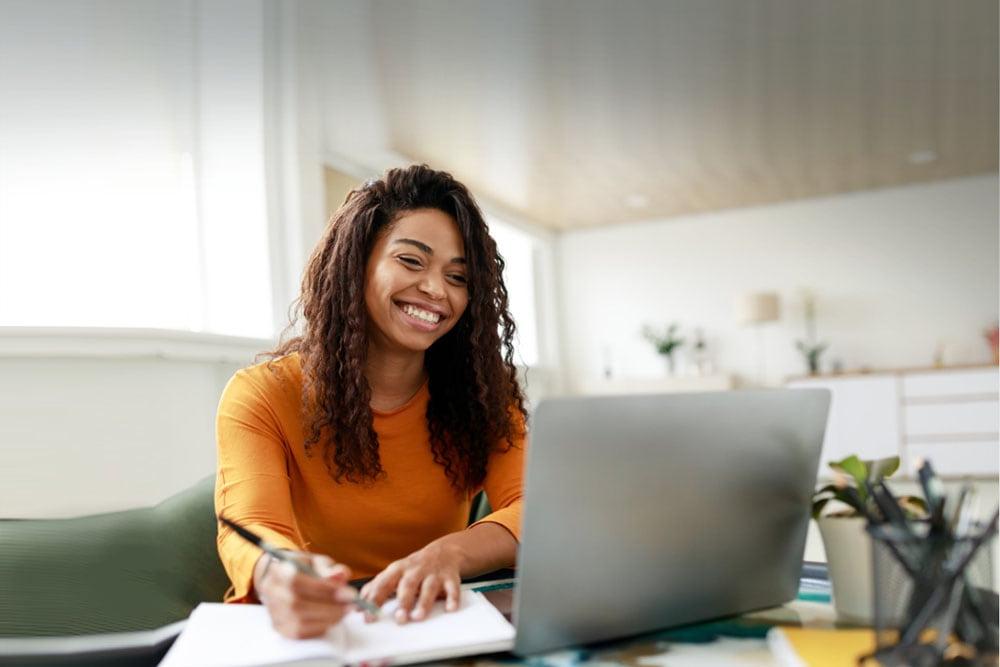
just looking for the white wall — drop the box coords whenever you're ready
[0,0,284,517]
[0,329,267,518]
[557,174,1000,391]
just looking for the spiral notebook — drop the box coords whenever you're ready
[159,590,515,667]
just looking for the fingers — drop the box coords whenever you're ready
[393,570,424,623]
[269,599,348,639]
[266,585,352,638]
[442,577,461,612]
[394,572,462,623]
[260,555,356,639]
[359,561,403,618]
[275,561,344,605]
[360,544,465,624]
[312,555,352,583]
[410,574,441,621]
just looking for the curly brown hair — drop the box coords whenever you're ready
[264,164,527,491]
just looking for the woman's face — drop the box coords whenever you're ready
[364,208,470,355]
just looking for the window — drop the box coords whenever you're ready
[488,218,539,367]
[0,2,273,339]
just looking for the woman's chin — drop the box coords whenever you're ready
[385,331,439,355]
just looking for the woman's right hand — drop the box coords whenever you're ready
[253,551,358,638]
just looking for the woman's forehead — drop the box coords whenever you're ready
[383,208,465,254]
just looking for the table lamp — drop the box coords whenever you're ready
[735,291,781,386]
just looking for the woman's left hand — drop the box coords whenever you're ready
[359,540,464,624]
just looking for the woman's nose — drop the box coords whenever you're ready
[418,275,445,299]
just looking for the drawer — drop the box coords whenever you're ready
[906,440,999,477]
[904,400,999,437]
[903,368,999,398]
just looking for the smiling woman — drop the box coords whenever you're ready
[363,209,470,364]
[214,165,528,639]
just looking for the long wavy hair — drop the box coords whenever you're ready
[264,164,527,491]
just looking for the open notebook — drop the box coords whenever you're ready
[159,590,515,667]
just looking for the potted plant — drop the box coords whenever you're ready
[811,455,926,623]
[642,323,685,375]
[795,291,828,375]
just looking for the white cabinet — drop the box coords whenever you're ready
[788,366,999,479]
[904,401,998,436]
[787,376,900,476]
[903,368,999,397]
[899,367,998,477]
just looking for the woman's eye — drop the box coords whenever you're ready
[448,274,468,285]
[398,256,422,268]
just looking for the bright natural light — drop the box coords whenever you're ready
[0,148,204,331]
[0,3,273,339]
[487,218,539,367]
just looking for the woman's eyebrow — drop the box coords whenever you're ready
[393,238,433,254]
[393,238,465,264]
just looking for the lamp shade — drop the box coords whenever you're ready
[735,291,780,325]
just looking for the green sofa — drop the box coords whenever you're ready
[0,476,495,665]
[0,476,229,665]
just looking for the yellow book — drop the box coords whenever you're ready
[767,626,877,667]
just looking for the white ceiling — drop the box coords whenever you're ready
[367,0,998,230]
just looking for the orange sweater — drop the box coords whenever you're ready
[214,353,525,603]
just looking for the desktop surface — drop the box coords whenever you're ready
[272,582,841,667]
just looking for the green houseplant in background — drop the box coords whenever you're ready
[642,323,685,375]
[812,455,927,623]
[795,291,828,375]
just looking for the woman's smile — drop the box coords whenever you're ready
[364,208,470,354]
[395,300,447,331]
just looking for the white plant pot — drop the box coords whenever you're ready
[816,516,874,624]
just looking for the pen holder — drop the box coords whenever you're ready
[868,521,998,666]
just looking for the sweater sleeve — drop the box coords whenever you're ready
[214,369,304,603]
[470,413,527,541]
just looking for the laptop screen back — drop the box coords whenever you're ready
[512,388,830,655]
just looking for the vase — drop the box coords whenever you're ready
[817,516,874,624]
[663,355,676,375]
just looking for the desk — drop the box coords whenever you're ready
[271,585,840,667]
[0,581,837,666]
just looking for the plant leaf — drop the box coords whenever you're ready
[812,487,865,518]
[813,483,840,497]
[832,488,865,517]
[811,497,832,519]
[829,455,867,490]
[865,456,900,482]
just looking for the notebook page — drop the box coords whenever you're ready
[159,591,514,667]
[334,590,515,665]
[158,603,338,667]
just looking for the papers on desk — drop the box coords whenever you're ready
[159,590,514,667]
[767,627,876,667]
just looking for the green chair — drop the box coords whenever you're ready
[0,478,507,665]
[468,490,493,525]
[0,475,228,665]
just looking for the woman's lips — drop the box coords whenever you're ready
[395,302,444,332]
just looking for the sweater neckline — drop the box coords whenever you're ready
[371,379,429,417]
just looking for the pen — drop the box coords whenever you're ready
[218,515,381,618]
[916,458,946,531]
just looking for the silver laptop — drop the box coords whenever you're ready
[512,388,830,655]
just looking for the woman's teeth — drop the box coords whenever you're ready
[400,304,442,324]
